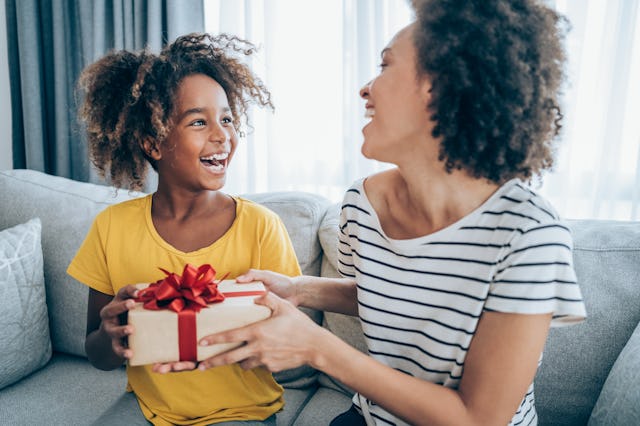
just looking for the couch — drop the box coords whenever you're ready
[0,168,639,425]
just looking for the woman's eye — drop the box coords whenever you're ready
[378,62,388,70]
[190,119,206,127]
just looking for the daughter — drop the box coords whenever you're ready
[67,33,300,425]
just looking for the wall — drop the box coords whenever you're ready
[0,0,12,170]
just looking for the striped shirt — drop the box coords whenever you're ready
[338,178,586,426]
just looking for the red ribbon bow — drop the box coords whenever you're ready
[136,264,229,313]
[134,264,229,362]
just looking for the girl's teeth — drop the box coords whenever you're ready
[200,153,229,161]
[365,109,375,118]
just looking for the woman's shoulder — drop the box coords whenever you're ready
[344,169,396,203]
[487,180,570,242]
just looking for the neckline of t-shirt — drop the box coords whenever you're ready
[357,178,519,249]
[144,193,241,256]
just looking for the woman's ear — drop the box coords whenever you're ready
[140,138,161,161]
[420,77,433,104]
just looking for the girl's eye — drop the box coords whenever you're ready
[378,62,388,70]
[190,119,206,127]
[221,117,233,125]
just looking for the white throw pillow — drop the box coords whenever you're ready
[0,218,51,389]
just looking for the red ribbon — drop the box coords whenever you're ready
[135,264,229,362]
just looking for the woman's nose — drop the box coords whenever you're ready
[360,81,371,99]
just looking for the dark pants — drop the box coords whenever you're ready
[330,405,367,426]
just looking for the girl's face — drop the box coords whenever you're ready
[360,24,435,165]
[156,74,237,191]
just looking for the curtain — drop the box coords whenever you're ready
[204,0,412,200]
[540,0,640,220]
[6,0,204,189]
[205,0,640,221]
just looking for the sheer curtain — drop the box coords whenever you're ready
[204,0,412,201]
[541,0,640,220]
[205,0,640,220]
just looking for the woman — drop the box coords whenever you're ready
[196,1,586,424]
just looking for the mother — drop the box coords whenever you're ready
[199,1,586,424]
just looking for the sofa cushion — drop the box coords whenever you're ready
[292,386,354,425]
[0,170,143,356]
[0,218,51,389]
[318,204,365,396]
[535,219,640,425]
[0,353,127,425]
[588,320,640,425]
[243,191,329,278]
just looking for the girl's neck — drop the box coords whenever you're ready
[151,188,229,221]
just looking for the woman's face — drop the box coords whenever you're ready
[155,73,238,191]
[360,24,435,165]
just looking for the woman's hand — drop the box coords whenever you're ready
[196,292,328,372]
[236,269,301,306]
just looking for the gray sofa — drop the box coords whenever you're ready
[0,168,639,425]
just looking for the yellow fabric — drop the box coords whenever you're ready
[67,194,301,425]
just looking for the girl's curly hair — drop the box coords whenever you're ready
[413,0,567,184]
[78,33,272,191]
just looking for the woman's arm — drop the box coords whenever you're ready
[325,311,551,426]
[237,269,359,316]
[199,293,551,426]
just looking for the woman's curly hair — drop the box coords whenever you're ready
[78,33,272,191]
[413,0,567,184]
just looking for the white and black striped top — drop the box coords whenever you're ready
[338,178,586,426]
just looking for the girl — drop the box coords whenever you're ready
[67,33,300,425]
[198,1,587,425]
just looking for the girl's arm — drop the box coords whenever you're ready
[199,293,551,426]
[237,269,359,316]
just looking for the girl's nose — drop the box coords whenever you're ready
[360,81,371,99]
[209,122,228,143]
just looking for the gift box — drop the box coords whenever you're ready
[127,264,271,366]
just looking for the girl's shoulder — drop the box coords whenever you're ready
[93,194,151,225]
[234,196,281,222]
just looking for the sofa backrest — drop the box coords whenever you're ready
[318,204,640,424]
[0,170,145,356]
[0,169,330,362]
[535,219,640,425]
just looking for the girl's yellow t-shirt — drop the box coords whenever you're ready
[67,194,302,425]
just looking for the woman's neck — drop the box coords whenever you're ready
[367,165,500,239]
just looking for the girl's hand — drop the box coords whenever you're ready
[236,269,300,306]
[151,360,198,374]
[196,292,327,372]
[95,285,139,360]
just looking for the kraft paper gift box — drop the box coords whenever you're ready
[127,264,271,367]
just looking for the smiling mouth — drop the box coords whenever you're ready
[200,152,229,172]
